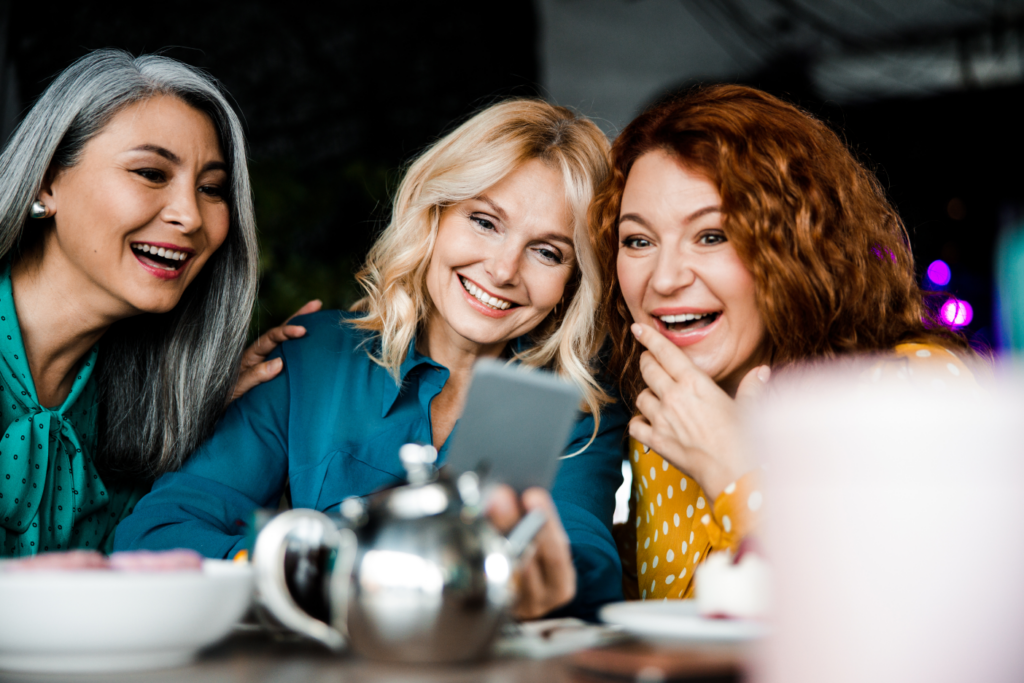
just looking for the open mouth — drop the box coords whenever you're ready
[459,276,516,311]
[130,243,194,272]
[658,312,720,333]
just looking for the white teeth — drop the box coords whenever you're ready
[460,277,511,310]
[659,312,715,324]
[131,244,190,262]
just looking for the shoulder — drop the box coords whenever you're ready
[282,310,379,357]
[871,341,977,388]
[892,342,970,372]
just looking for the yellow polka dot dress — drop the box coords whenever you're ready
[631,440,760,600]
[631,342,976,601]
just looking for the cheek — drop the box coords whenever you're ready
[722,260,764,346]
[616,254,646,319]
[204,204,232,252]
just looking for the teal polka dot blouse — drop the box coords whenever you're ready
[0,263,147,557]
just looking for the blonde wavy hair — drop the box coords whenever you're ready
[351,98,612,419]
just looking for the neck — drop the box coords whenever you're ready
[417,314,506,384]
[10,238,131,407]
[416,312,508,450]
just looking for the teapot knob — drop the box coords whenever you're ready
[399,443,438,485]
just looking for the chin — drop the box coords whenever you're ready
[130,295,185,316]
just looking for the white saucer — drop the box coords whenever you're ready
[0,559,253,672]
[599,600,767,643]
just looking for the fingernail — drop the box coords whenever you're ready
[631,323,643,338]
[757,365,771,382]
[270,358,283,371]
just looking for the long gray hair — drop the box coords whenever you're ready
[0,49,258,478]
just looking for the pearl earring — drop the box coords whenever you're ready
[29,201,48,219]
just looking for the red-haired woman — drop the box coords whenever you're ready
[593,84,979,600]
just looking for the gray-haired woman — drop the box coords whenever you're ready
[0,49,311,557]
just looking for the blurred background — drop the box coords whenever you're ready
[1,0,1021,347]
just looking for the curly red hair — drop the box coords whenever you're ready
[594,84,970,408]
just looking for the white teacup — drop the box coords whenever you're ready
[750,361,1024,683]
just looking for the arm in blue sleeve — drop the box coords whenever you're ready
[549,396,629,621]
[113,348,291,559]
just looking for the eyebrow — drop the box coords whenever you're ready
[128,144,227,173]
[475,194,509,222]
[619,205,722,229]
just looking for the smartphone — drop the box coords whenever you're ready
[441,358,582,491]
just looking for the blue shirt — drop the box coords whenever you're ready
[114,311,627,619]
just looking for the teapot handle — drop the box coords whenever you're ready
[252,509,357,651]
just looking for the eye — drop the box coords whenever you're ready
[199,184,225,199]
[471,214,497,231]
[133,169,165,183]
[621,236,652,249]
[534,246,563,264]
[698,231,727,246]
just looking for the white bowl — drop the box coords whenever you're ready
[0,559,254,672]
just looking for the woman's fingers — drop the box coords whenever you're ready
[513,560,547,620]
[735,365,771,404]
[242,300,323,367]
[631,323,698,382]
[510,488,576,620]
[232,300,324,403]
[485,484,521,534]
[628,415,654,447]
[284,299,323,324]
[230,358,283,402]
[638,351,675,400]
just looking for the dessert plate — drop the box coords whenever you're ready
[0,559,253,672]
[599,600,767,643]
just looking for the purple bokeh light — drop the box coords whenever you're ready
[940,299,973,328]
[926,259,951,286]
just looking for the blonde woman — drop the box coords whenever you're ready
[116,100,630,620]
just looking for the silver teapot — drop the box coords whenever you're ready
[251,444,545,663]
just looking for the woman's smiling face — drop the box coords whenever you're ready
[424,157,576,355]
[617,149,766,394]
[39,94,230,317]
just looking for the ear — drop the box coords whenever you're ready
[35,164,62,213]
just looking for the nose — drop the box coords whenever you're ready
[650,245,696,296]
[160,180,204,235]
[484,241,521,288]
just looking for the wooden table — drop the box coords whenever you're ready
[0,631,748,683]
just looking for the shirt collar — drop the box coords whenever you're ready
[380,334,445,418]
[378,330,533,418]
